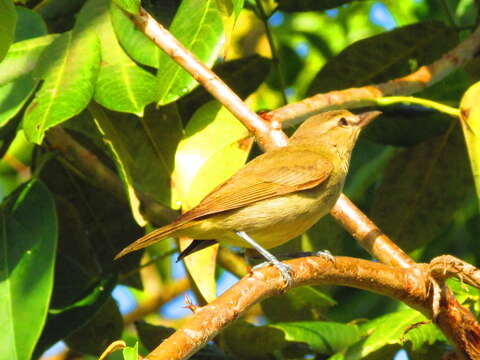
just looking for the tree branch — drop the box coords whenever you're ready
[267,25,480,125]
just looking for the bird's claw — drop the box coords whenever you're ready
[252,260,294,288]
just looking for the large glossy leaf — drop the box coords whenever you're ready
[0,180,57,360]
[271,321,361,354]
[76,0,156,115]
[22,29,100,144]
[0,34,58,86]
[370,125,473,251]
[460,81,480,203]
[308,21,457,95]
[156,0,224,105]
[331,309,444,359]
[14,6,47,42]
[65,297,123,355]
[277,0,362,12]
[0,0,16,62]
[172,100,252,302]
[110,3,162,68]
[90,103,183,224]
[112,0,140,14]
[0,75,36,128]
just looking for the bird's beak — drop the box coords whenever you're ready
[358,111,382,127]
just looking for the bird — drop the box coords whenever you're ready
[115,110,381,285]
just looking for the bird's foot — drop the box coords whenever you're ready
[252,260,294,288]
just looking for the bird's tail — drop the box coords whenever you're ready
[114,220,192,259]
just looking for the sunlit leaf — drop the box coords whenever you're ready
[277,0,362,12]
[216,0,244,56]
[0,34,58,86]
[22,29,100,144]
[156,0,224,105]
[76,0,156,115]
[0,180,57,360]
[460,81,480,203]
[112,0,140,15]
[172,100,252,301]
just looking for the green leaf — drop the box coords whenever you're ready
[178,55,271,120]
[262,286,336,322]
[0,0,16,62]
[22,29,101,144]
[0,74,36,128]
[14,6,47,42]
[171,100,252,301]
[215,0,243,55]
[156,0,224,105]
[34,273,117,356]
[460,81,480,204]
[277,0,363,12]
[0,34,58,86]
[308,21,457,95]
[77,0,156,115]
[333,309,444,359]
[272,321,361,354]
[123,343,139,360]
[362,108,451,146]
[110,3,161,68]
[65,297,123,356]
[135,322,175,351]
[221,320,286,358]
[370,125,473,251]
[90,103,183,224]
[0,180,57,360]
[112,0,140,14]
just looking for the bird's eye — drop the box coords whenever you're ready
[338,117,348,127]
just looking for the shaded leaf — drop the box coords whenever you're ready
[272,321,361,354]
[0,0,16,62]
[156,0,224,105]
[370,125,473,251]
[460,80,480,203]
[66,297,123,355]
[220,320,286,358]
[0,34,58,86]
[0,74,36,128]
[135,322,175,351]
[262,286,336,322]
[112,0,140,14]
[22,29,100,144]
[178,55,271,121]
[0,180,57,360]
[90,103,183,225]
[362,107,451,146]
[76,0,156,115]
[308,21,457,95]
[34,273,117,356]
[14,6,47,42]
[278,0,363,12]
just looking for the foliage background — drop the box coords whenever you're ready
[0,0,479,359]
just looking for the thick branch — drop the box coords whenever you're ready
[145,257,480,360]
[267,25,480,125]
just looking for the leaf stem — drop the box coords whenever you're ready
[375,96,460,117]
[255,0,288,105]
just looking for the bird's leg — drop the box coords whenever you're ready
[236,231,293,287]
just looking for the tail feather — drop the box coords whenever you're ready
[114,220,190,259]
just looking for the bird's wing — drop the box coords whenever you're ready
[182,148,333,221]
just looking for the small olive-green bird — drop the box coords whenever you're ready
[116,110,380,283]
